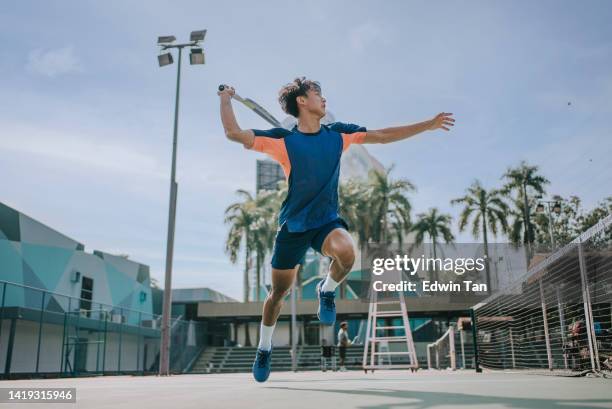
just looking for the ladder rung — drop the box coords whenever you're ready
[375,326,405,330]
[375,311,403,317]
[372,336,408,342]
[372,351,412,355]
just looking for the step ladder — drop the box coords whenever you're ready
[362,280,419,372]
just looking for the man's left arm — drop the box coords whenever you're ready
[363,112,455,144]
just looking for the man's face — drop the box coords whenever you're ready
[299,88,326,119]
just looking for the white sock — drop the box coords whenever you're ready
[258,323,275,351]
[321,275,340,292]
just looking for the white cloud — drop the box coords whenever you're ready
[0,123,164,178]
[348,22,391,53]
[26,46,82,77]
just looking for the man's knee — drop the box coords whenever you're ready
[323,230,356,271]
[268,286,290,303]
[332,244,355,272]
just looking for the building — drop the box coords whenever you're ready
[0,202,158,378]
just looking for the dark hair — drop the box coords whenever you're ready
[278,77,321,118]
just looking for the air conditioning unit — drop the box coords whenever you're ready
[70,270,81,283]
[141,319,158,329]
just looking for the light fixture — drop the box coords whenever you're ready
[158,35,176,44]
[190,30,207,42]
[190,48,205,65]
[536,203,545,213]
[158,52,173,67]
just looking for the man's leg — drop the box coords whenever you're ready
[253,265,299,382]
[320,228,356,292]
[260,266,299,334]
[314,226,356,325]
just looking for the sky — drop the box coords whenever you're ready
[1,0,611,300]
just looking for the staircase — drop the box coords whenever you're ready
[190,345,366,373]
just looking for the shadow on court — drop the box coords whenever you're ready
[266,386,612,409]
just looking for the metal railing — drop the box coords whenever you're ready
[0,280,208,378]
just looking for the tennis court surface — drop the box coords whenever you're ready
[2,370,611,409]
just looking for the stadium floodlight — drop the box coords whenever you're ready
[158,35,176,44]
[157,29,207,377]
[190,29,206,42]
[190,48,205,65]
[158,52,174,67]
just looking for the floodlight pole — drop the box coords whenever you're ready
[159,45,183,377]
[157,31,205,376]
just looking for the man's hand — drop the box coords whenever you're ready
[428,112,455,131]
[217,84,236,99]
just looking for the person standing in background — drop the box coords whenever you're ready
[337,321,352,371]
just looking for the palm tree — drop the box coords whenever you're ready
[501,161,550,263]
[368,166,415,245]
[451,180,509,291]
[224,190,258,346]
[507,196,538,247]
[250,191,278,301]
[339,179,372,248]
[225,190,256,302]
[411,208,455,281]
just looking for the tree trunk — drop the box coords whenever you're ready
[522,181,532,264]
[432,238,438,282]
[382,198,388,244]
[482,210,491,293]
[256,249,261,302]
[243,231,252,347]
[244,230,250,303]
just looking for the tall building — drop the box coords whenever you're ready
[256,159,285,192]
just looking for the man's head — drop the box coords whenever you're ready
[278,77,326,119]
[340,321,348,330]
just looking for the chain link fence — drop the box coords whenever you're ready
[473,215,612,376]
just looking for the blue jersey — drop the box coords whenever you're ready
[246,122,367,232]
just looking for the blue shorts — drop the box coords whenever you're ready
[271,218,349,270]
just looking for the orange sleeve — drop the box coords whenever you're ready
[341,132,367,152]
[245,136,291,178]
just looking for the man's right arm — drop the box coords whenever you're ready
[218,85,255,149]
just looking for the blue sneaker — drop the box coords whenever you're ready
[317,280,336,325]
[252,347,272,382]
